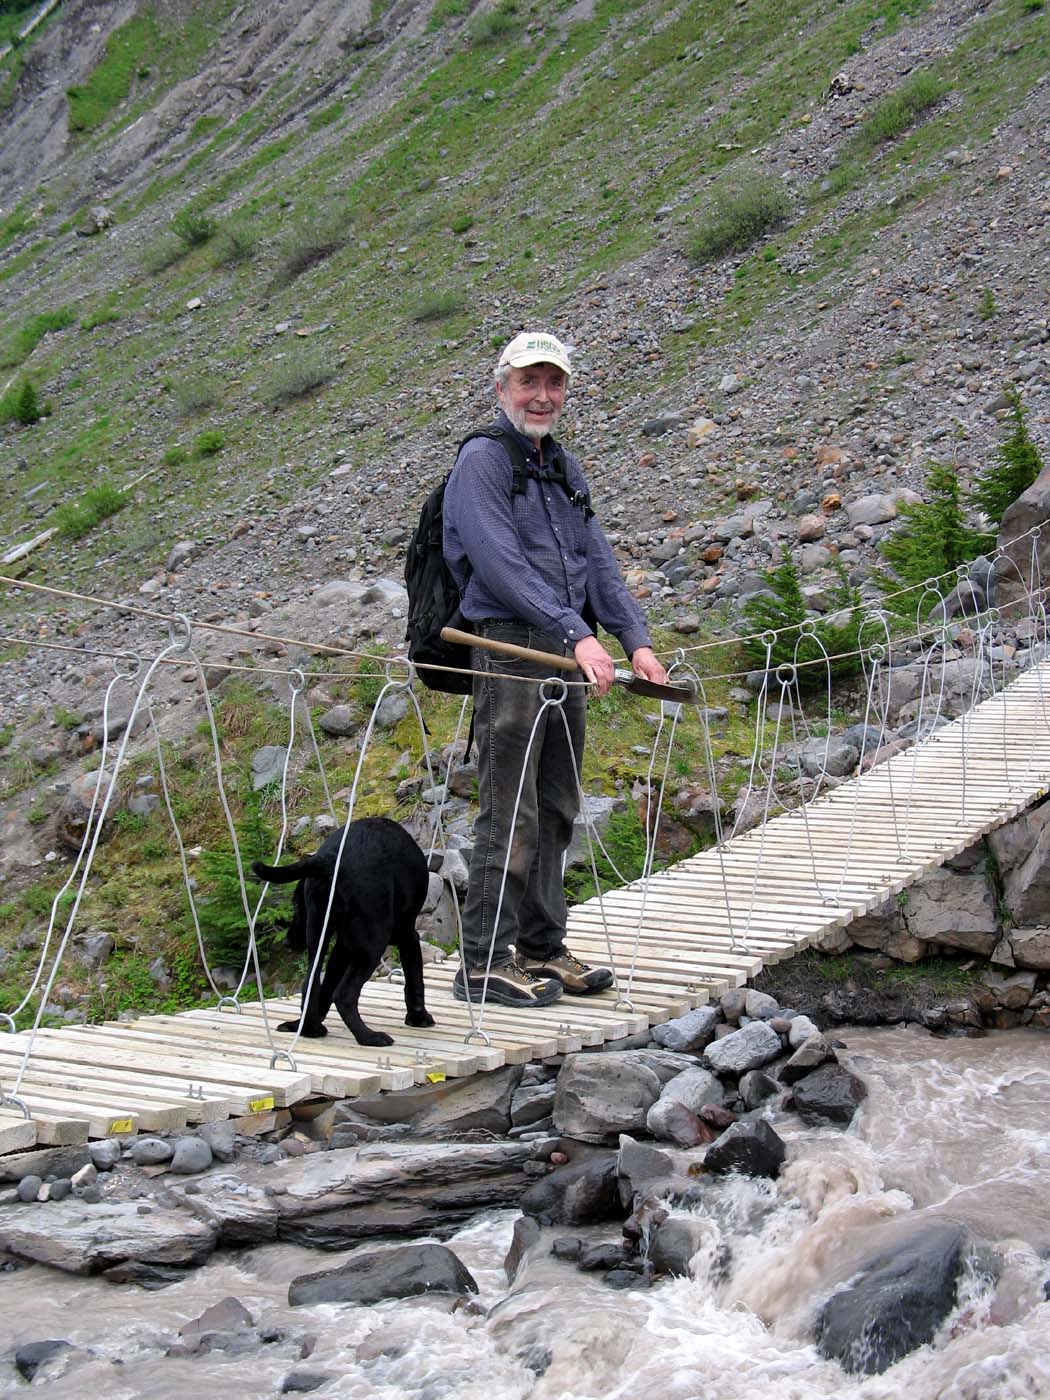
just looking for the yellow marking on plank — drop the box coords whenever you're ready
[248,1095,275,1113]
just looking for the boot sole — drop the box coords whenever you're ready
[527,968,615,995]
[452,980,563,1008]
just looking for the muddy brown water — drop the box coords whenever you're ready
[1,1026,1048,1398]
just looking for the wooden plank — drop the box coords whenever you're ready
[21,1028,314,1106]
[17,1093,138,1139]
[0,1111,37,1154]
[0,1072,185,1132]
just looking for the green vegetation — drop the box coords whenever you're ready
[468,0,521,46]
[742,551,862,684]
[171,205,216,248]
[429,0,470,29]
[174,374,220,416]
[194,428,225,457]
[1,305,75,368]
[970,388,1043,527]
[410,289,467,322]
[877,463,990,617]
[0,376,41,425]
[66,10,160,132]
[197,786,288,967]
[858,70,949,149]
[82,302,123,331]
[687,167,791,262]
[977,287,996,321]
[52,482,128,540]
[262,349,338,406]
[275,211,350,283]
[211,220,259,266]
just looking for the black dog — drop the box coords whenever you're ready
[251,817,434,1047]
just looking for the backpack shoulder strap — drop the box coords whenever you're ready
[456,424,530,495]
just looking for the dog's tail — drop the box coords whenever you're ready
[251,855,323,884]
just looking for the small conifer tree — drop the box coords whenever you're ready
[877,462,988,616]
[742,549,862,684]
[970,387,1043,526]
[14,378,40,426]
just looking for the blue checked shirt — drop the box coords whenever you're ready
[442,412,652,658]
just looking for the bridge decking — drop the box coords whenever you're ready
[3,659,1049,1153]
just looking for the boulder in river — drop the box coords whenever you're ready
[288,1241,477,1307]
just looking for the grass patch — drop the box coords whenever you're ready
[52,482,128,540]
[194,428,225,457]
[429,0,470,28]
[211,220,260,266]
[262,349,338,406]
[856,69,950,150]
[410,289,467,322]
[82,302,123,331]
[171,205,217,248]
[66,10,160,133]
[141,235,185,274]
[275,210,350,283]
[0,306,76,369]
[687,167,791,262]
[173,375,220,416]
[467,0,521,46]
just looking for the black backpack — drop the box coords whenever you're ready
[404,426,574,692]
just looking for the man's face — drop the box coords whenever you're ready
[498,362,568,441]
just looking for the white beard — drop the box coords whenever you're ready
[506,403,561,441]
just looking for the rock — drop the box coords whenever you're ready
[0,1199,217,1273]
[650,1006,720,1053]
[181,1296,254,1339]
[578,1240,627,1272]
[567,795,628,867]
[657,1067,724,1115]
[797,514,826,543]
[645,1097,710,1147]
[799,737,859,779]
[16,1175,42,1203]
[902,868,998,952]
[616,1136,675,1204]
[56,770,115,852]
[990,468,1050,614]
[373,690,410,728]
[281,1371,331,1394]
[520,1153,623,1225]
[787,1014,821,1048]
[504,1213,540,1282]
[814,1222,984,1375]
[553,1053,663,1142]
[131,1137,174,1167]
[289,1242,477,1307]
[703,1020,782,1077]
[170,1138,213,1175]
[703,1118,786,1178]
[318,704,358,736]
[14,1340,69,1382]
[743,989,779,1020]
[166,541,199,572]
[779,1033,834,1084]
[738,1069,779,1110]
[89,1140,122,1172]
[1004,927,1050,971]
[791,1063,867,1125]
[648,1215,716,1277]
[511,1083,556,1128]
[197,1121,237,1163]
[847,495,897,527]
[250,746,286,790]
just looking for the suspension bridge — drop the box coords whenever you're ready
[0,540,1048,1153]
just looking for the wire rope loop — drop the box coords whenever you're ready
[288,667,307,695]
[614,996,635,1013]
[798,619,819,638]
[985,607,1002,628]
[0,1013,15,1034]
[215,996,242,1014]
[112,652,142,680]
[270,1049,297,1071]
[759,630,778,648]
[167,613,194,653]
[539,676,569,704]
[463,1027,492,1047]
[954,563,972,582]
[775,662,797,687]
[1032,525,1042,542]
[0,1094,29,1120]
[673,646,688,666]
[383,657,414,687]
[867,642,886,664]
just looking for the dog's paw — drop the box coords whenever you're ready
[355,1029,395,1047]
[276,1018,328,1037]
[405,1010,435,1028]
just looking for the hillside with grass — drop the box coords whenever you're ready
[0,0,1047,1021]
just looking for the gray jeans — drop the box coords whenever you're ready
[460,621,586,968]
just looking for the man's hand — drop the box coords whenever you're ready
[574,635,616,695]
[631,646,670,687]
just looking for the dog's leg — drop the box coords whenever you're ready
[277,892,331,1037]
[332,955,394,1047]
[395,923,435,1028]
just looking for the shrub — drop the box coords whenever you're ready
[410,289,467,322]
[970,388,1043,527]
[0,306,76,368]
[687,169,791,262]
[742,551,862,686]
[263,348,337,406]
[429,0,469,28]
[211,221,259,267]
[53,482,128,540]
[977,287,996,321]
[275,212,349,283]
[468,1,520,45]
[82,304,123,331]
[174,375,219,416]
[450,212,474,235]
[197,787,287,967]
[856,71,949,150]
[171,206,216,248]
[194,428,225,457]
[141,236,184,274]
[163,444,188,467]
[877,463,989,616]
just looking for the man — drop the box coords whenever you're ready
[442,331,669,1007]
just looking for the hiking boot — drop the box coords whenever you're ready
[521,949,614,995]
[453,957,563,1007]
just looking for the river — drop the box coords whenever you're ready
[1,1025,1048,1399]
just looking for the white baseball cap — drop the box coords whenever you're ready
[497,331,572,377]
